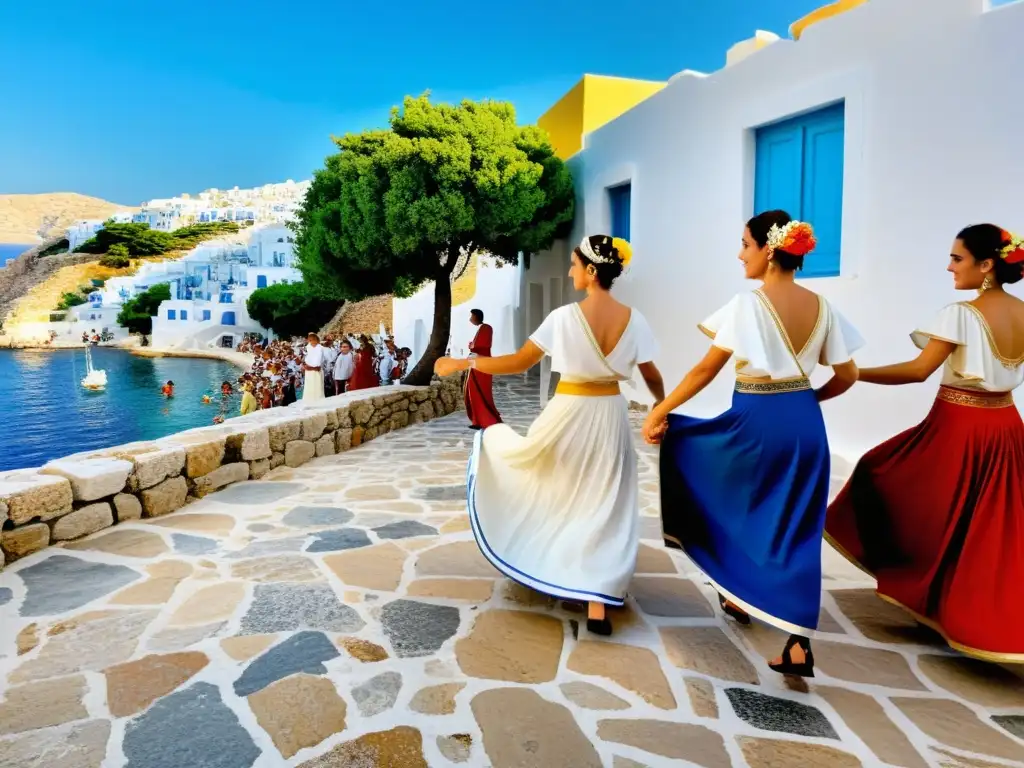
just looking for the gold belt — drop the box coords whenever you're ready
[937,386,1014,409]
[555,381,621,397]
[734,377,811,394]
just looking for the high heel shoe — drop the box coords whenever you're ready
[768,635,815,678]
[586,617,612,636]
[718,593,751,625]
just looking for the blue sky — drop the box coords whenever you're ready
[1,0,1008,203]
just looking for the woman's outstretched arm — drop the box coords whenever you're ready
[641,346,732,443]
[638,361,666,404]
[857,339,956,386]
[434,342,545,378]
[815,360,859,403]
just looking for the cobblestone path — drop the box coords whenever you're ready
[1,379,1022,767]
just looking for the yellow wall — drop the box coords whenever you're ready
[538,74,665,160]
[790,0,869,40]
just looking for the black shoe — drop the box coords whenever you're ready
[586,618,612,636]
[469,425,481,431]
[768,635,815,678]
[719,593,751,625]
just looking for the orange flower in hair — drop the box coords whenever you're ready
[1000,229,1024,265]
[767,221,817,256]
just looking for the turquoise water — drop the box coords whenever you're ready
[0,348,242,471]
[1,243,34,266]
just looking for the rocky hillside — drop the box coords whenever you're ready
[0,193,135,244]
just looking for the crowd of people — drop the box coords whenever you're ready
[233,331,412,412]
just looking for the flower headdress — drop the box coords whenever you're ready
[766,221,817,257]
[999,229,1024,264]
[578,235,633,270]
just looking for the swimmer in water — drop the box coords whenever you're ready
[161,380,175,396]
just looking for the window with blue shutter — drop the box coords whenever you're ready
[608,183,631,241]
[754,102,845,278]
[180,310,187,321]
[257,274,268,289]
[167,309,176,320]
[202,309,211,321]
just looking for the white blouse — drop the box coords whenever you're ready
[911,302,1024,392]
[699,289,864,380]
[531,304,659,383]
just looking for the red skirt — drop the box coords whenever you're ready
[826,386,1024,662]
[464,367,502,429]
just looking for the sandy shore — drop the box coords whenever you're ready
[130,346,252,370]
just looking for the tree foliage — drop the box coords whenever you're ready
[246,282,341,339]
[293,93,574,383]
[116,282,171,338]
[56,291,87,310]
[99,243,131,268]
[77,221,240,257]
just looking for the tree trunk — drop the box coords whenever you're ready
[404,271,453,386]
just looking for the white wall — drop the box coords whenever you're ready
[541,0,1024,465]
[393,256,521,368]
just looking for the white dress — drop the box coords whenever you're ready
[911,302,1024,392]
[467,303,658,605]
[302,344,326,402]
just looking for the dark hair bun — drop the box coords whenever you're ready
[575,235,625,290]
[958,223,1024,285]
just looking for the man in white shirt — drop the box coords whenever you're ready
[378,339,397,386]
[333,339,356,394]
[321,336,338,397]
[301,333,326,402]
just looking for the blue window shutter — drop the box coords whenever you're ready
[754,101,845,278]
[167,309,176,320]
[256,275,268,289]
[754,123,803,217]
[202,310,211,321]
[609,184,631,241]
[221,311,236,326]
[181,310,187,320]
[800,104,845,277]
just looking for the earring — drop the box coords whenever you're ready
[980,273,994,294]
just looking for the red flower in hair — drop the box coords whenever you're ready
[782,223,818,257]
[1000,229,1024,264]
[1004,245,1024,264]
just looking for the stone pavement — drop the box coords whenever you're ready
[1,378,1022,768]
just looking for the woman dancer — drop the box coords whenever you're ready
[643,211,862,677]
[826,224,1024,662]
[436,235,665,635]
[347,336,378,392]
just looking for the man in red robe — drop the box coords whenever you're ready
[464,308,502,430]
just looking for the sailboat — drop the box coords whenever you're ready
[81,345,107,391]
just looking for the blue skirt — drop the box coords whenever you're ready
[660,386,830,635]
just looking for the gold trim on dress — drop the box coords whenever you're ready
[697,323,716,340]
[555,381,622,397]
[936,386,1014,409]
[958,302,1024,369]
[734,377,812,394]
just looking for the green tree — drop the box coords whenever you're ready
[99,243,131,268]
[116,282,171,340]
[293,93,574,385]
[246,282,341,339]
[56,291,87,310]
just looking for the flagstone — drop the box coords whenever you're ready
[104,651,209,717]
[406,578,493,602]
[684,677,719,718]
[381,599,460,658]
[816,686,927,768]
[221,634,277,661]
[559,681,631,711]
[436,734,473,764]
[629,576,713,617]
[170,533,218,555]
[416,540,494,577]
[306,528,372,552]
[295,726,427,768]
[323,541,407,590]
[352,671,402,716]
[0,586,13,606]
[17,555,141,616]
[234,631,339,696]
[598,719,730,767]
[215,480,306,505]
[247,674,347,759]
[738,737,862,768]
[892,697,1024,763]
[0,675,88,734]
[147,621,226,653]
[16,622,39,654]
[122,682,260,768]
[345,484,401,501]
[830,588,938,645]
[472,688,602,768]
[659,626,759,685]
[10,609,157,683]
[373,520,438,539]
[149,512,236,535]
[567,640,676,709]
[439,516,471,534]
[338,636,389,662]
[917,654,1024,707]
[65,529,168,558]
[282,505,354,527]
[239,582,365,634]
[169,582,246,626]
[409,682,464,715]
[0,719,111,768]
[727,688,838,739]
[456,609,562,683]
[229,555,321,582]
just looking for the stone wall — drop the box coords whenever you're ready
[0,375,465,568]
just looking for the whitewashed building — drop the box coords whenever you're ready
[514,0,1024,478]
[66,211,134,252]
